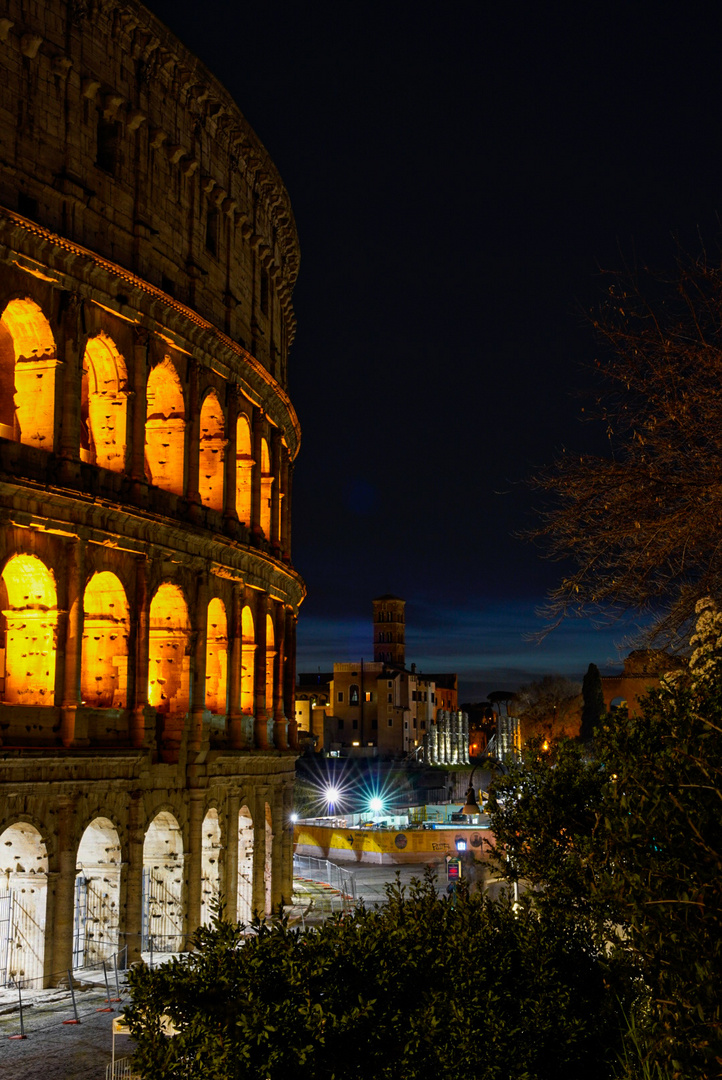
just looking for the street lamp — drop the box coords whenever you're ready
[325,784,340,815]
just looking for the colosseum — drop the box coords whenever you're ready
[0,0,305,986]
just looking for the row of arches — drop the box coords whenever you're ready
[0,298,285,545]
[0,553,278,721]
[0,803,276,988]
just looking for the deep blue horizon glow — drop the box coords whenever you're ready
[296,599,649,701]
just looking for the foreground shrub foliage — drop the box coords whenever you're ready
[488,599,722,1078]
[126,875,625,1080]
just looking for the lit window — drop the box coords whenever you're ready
[365,691,372,702]
[349,683,359,705]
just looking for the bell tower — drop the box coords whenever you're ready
[372,594,406,667]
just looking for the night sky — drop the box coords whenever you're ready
[150,1,722,699]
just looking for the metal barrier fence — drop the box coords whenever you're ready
[293,855,357,906]
[106,1057,141,1080]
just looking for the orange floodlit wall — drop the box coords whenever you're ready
[241,605,255,712]
[81,333,128,471]
[0,298,57,450]
[148,583,191,721]
[81,571,130,709]
[236,415,253,525]
[1,554,57,705]
[198,391,226,510]
[205,597,228,714]
[145,358,186,494]
[260,437,273,538]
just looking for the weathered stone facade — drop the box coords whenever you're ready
[0,0,304,987]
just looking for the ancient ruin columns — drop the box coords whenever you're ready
[272,600,288,750]
[124,791,145,966]
[228,582,244,748]
[284,609,298,749]
[49,794,77,985]
[271,798,285,909]
[129,328,149,497]
[252,788,267,916]
[185,791,204,947]
[251,408,263,544]
[225,792,240,918]
[60,537,86,747]
[254,593,270,749]
[130,555,153,750]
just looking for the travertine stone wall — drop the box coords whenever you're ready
[0,0,304,987]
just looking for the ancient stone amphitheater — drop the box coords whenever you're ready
[0,0,305,986]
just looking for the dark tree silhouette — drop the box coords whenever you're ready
[580,663,605,741]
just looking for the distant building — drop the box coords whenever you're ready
[601,649,685,716]
[297,596,459,755]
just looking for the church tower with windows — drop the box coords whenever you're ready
[372,594,406,667]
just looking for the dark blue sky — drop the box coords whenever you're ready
[150,1,722,698]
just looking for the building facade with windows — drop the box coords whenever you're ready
[0,0,304,987]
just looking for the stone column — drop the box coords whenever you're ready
[228,582,243,748]
[253,593,270,749]
[282,460,293,562]
[124,791,145,965]
[279,448,291,562]
[280,783,294,905]
[250,408,263,544]
[60,537,87,747]
[225,793,240,921]
[128,328,149,503]
[56,291,83,484]
[223,388,240,530]
[270,431,282,557]
[188,574,209,755]
[185,791,204,948]
[272,600,288,750]
[271,797,284,910]
[185,360,202,515]
[49,794,77,985]
[130,554,154,750]
[284,609,298,750]
[252,788,267,917]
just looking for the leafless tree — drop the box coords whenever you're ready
[533,248,722,648]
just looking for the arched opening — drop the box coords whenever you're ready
[265,613,275,715]
[74,817,121,970]
[0,822,48,987]
[237,806,253,924]
[81,572,129,709]
[148,584,191,760]
[205,597,228,715]
[1,554,57,706]
[609,696,627,711]
[0,298,57,449]
[260,437,273,538]
[198,391,226,511]
[264,802,273,917]
[80,333,128,470]
[142,811,184,955]
[145,358,186,495]
[235,414,253,525]
[241,605,255,714]
[200,808,221,928]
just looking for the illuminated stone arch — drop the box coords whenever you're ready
[81,571,130,709]
[205,597,228,715]
[0,297,58,450]
[198,390,226,511]
[81,332,128,471]
[237,804,254,924]
[264,801,273,916]
[0,553,57,706]
[235,413,253,525]
[74,816,121,969]
[260,437,273,538]
[148,583,191,760]
[142,810,184,954]
[145,358,186,495]
[241,605,255,713]
[265,612,275,713]
[0,820,49,986]
[200,807,222,927]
